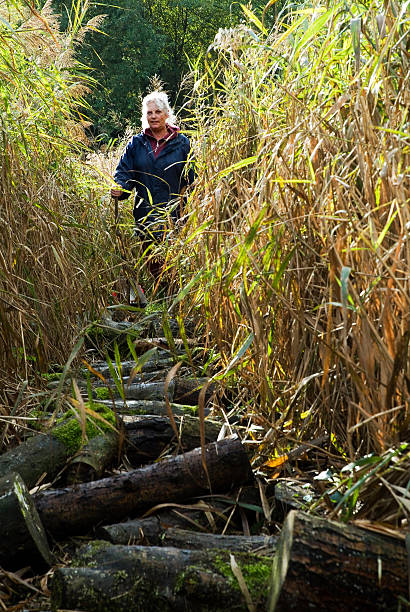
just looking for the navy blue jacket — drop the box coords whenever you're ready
[114,131,194,233]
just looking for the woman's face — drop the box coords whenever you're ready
[146,102,168,133]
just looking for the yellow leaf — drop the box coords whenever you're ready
[263,454,288,468]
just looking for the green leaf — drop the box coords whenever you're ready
[168,269,204,312]
[340,266,351,310]
[0,15,16,33]
[46,336,84,410]
[375,210,398,249]
[105,350,124,401]
[226,333,254,373]
[225,206,267,287]
[350,17,361,73]
[217,155,257,179]
[240,4,268,35]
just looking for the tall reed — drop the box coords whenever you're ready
[169,0,409,457]
[0,0,114,389]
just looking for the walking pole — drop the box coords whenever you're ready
[112,195,130,304]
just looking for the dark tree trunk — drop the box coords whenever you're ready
[34,437,253,537]
[268,510,408,612]
[174,377,215,405]
[122,414,222,465]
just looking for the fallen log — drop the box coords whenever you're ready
[94,380,176,401]
[273,479,317,519]
[174,377,215,405]
[99,518,277,553]
[34,437,253,537]
[51,541,272,611]
[133,338,199,352]
[93,399,202,416]
[0,472,53,568]
[268,510,408,612]
[0,432,69,490]
[89,355,174,378]
[122,414,222,465]
[91,377,213,405]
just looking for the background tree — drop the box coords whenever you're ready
[53,0,272,140]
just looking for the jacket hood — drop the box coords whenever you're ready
[144,125,180,142]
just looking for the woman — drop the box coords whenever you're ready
[111,91,195,242]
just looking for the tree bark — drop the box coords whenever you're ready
[268,510,408,612]
[0,472,53,568]
[51,542,271,611]
[122,414,222,465]
[91,377,213,405]
[99,380,175,401]
[34,437,253,537]
[99,518,277,553]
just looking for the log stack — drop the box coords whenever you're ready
[1,313,408,612]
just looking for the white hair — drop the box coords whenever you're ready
[141,91,177,129]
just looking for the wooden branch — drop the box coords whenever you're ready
[66,431,119,483]
[99,518,277,553]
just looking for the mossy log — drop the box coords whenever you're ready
[122,414,222,465]
[91,377,213,405]
[66,431,119,483]
[99,518,277,553]
[34,437,253,537]
[0,408,116,489]
[268,510,408,612]
[51,541,272,611]
[0,472,53,568]
[91,399,202,417]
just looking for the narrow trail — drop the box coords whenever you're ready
[46,309,276,610]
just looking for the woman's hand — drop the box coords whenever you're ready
[111,188,123,198]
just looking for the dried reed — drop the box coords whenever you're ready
[169,0,409,465]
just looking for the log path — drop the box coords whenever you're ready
[0,311,407,611]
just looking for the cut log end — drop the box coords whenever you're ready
[268,510,408,612]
